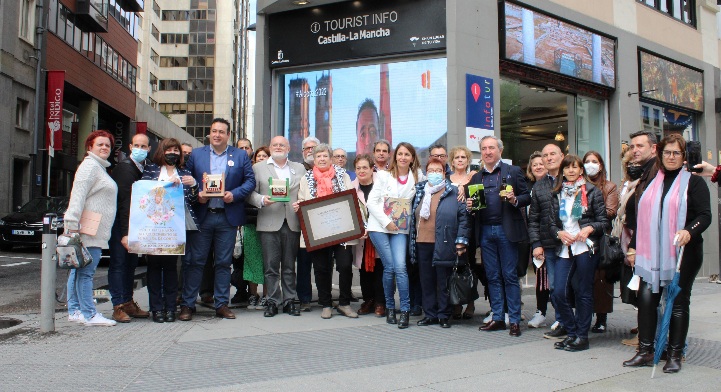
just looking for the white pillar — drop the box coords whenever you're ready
[522,8,535,66]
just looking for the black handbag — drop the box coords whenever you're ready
[447,257,476,305]
[598,234,624,268]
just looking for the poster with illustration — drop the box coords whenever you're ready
[128,180,186,255]
[383,197,411,235]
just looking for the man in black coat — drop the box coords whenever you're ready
[108,133,151,322]
[467,135,531,337]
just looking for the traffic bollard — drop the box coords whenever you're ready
[40,213,58,333]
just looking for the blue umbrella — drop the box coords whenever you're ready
[651,245,684,379]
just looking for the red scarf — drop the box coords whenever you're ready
[313,165,336,197]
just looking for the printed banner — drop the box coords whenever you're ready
[46,70,65,153]
[466,74,494,152]
[128,180,186,255]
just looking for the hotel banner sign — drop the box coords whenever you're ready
[46,70,65,154]
[268,0,446,68]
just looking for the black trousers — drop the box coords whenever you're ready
[417,243,451,319]
[637,244,703,351]
[310,244,353,307]
[146,255,178,312]
[359,258,385,304]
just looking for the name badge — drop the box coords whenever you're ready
[228,161,234,167]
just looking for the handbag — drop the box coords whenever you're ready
[56,233,93,269]
[447,256,476,305]
[598,234,624,283]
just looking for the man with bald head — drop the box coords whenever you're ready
[248,136,307,317]
[109,133,152,323]
[527,143,565,336]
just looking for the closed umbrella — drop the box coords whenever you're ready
[651,245,684,379]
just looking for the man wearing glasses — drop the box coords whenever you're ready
[297,136,320,311]
[333,148,356,180]
[301,136,320,171]
[428,144,452,176]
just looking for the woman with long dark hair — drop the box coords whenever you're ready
[623,134,711,373]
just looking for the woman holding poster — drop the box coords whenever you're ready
[366,142,423,329]
[141,138,199,323]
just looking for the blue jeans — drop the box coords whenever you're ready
[67,247,102,319]
[544,248,559,316]
[552,251,597,339]
[480,225,521,324]
[296,248,313,303]
[108,225,139,306]
[182,212,236,309]
[369,231,410,312]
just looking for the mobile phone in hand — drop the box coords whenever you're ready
[686,141,702,173]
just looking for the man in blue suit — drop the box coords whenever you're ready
[179,118,256,320]
[466,135,530,337]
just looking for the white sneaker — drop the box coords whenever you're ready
[84,312,117,327]
[483,312,494,324]
[550,320,560,331]
[68,310,86,323]
[528,310,547,328]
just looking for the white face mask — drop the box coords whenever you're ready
[584,162,600,177]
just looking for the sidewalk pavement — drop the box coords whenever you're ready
[1,278,720,391]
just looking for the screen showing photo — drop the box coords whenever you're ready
[279,57,448,166]
[640,50,704,112]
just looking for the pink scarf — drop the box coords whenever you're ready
[313,165,336,197]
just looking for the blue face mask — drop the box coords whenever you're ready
[427,172,444,186]
[130,148,148,162]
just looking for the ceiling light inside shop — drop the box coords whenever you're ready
[292,0,310,5]
[555,130,565,142]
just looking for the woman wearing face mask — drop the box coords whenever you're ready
[551,155,608,352]
[409,158,469,328]
[582,151,619,334]
[141,138,199,323]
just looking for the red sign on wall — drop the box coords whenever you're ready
[136,122,147,134]
[45,71,65,153]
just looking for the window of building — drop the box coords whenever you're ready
[160,33,189,44]
[153,0,161,17]
[160,56,189,67]
[150,73,158,91]
[151,49,159,65]
[19,0,35,43]
[637,0,695,26]
[16,99,29,129]
[151,24,160,41]
[162,10,191,21]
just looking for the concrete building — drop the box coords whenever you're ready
[136,0,249,143]
[253,0,721,276]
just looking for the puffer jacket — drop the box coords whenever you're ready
[528,175,558,249]
[550,182,609,254]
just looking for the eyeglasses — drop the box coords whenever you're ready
[427,169,445,174]
[430,154,447,159]
[333,155,347,159]
[302,146,315,152]
[662,150,683,158]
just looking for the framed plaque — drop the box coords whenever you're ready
[200,172,225,198]
[467,184,487,210]
[297,189,365,251]
[269,177,290,202]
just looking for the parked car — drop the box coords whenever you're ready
[0,197,68,251]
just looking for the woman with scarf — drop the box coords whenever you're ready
[295,144,357,320]
[409,158,470,328]
[352,154,386,316]
[550,155,608,352]
[623,134,711,373]
[582,151,619,334]
[526,151,551,328]
[141,138,199,323]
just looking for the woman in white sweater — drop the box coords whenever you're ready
[366,142,423,329]
[64,130,118,326]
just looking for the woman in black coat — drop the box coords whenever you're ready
[549,155,608,352]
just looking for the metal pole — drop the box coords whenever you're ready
[40,213,58,333]
[32,0,45,199]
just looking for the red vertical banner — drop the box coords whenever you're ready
[136,122,148,134]
[45,71,65,152]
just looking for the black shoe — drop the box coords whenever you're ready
[152,311,165,323]
[230,291,249,305]
[164,311,176,323]
[264,303,278,317]
[663,349,683,373]
[591,322,606,333]
[410,305,423,317]
[386,309,397,325]
[439,318,451,328]
[564,337,590,352]
[398,311,410,329]
[417,317,439,326]
[554,336,576,350]
[283,301,301,316]
[543,326,568,340]
[623,345,655,367]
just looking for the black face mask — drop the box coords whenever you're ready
[627,165,643,180]
[165,153,180,166]
[183,153,191,162]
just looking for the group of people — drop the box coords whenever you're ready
[63,119,712,374]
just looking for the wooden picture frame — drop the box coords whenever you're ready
[296,189,365,251]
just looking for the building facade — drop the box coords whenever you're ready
[136,0,248,143]
[253,0,721,276]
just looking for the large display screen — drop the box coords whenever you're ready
[503,1,616,88]
[280,57,447,165]
[639,50,704,112]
